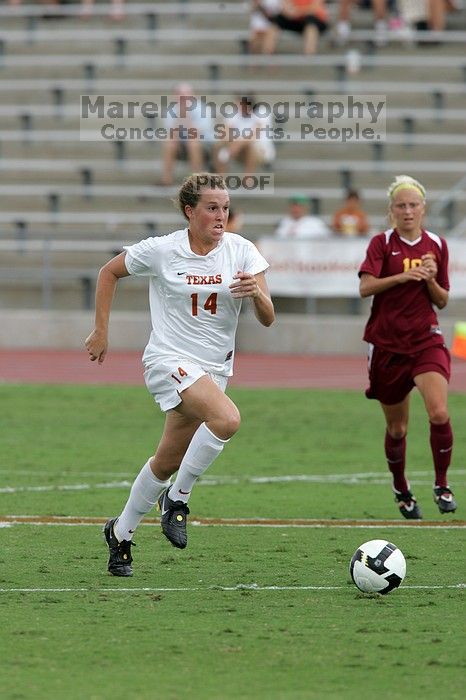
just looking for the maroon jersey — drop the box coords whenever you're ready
[359,228,449,353]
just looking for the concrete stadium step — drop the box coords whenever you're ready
[2,114,464,136]
[0,141,464,172]
[1,59,464,84]
[2,29,466,58]
[1,195,464,228]
[1,157,465,183]
[0,167,462,194]
[1,76,465,97]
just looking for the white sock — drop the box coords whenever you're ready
[114,460,170,541]
[169,423,229,503]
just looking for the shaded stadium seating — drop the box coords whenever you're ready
[0,0,465,310]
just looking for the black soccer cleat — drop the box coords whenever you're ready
[103,518,135,577]
[394,489,422,520]
[433,486,457,514]
[157,488,190,549]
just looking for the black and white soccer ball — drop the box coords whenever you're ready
[350,539,406,595]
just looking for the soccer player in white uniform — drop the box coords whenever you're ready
[85,173,275,576]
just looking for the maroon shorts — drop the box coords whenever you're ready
[365,344,451,405]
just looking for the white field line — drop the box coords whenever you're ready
[0,480,132,494]
[0,584,464,594]
[1,469,465,494]
[0,469,133,477]
[1,519,465,530]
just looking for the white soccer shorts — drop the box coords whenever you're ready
[144,357,228,412]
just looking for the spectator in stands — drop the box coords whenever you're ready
[85,173,274,575]
[332,189,370,237]
[227,208,244,233]
[249,0,283,53]
[160,83,213,187]
[358,174,457,520]
[214,95,276,176]
[397,0,457,33]
[254,0,330,55]
[275,195,331,239]
[335,0,389,46]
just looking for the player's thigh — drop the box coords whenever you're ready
[144,358,208,412]
[412,345,450,421]
[176,374,240,427]
[414,371,449,422]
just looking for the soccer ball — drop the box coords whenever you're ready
[349,539,406,595]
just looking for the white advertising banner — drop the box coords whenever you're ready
[257,238,466,298]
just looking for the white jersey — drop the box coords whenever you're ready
[124,228,269,375]
[275,215,330,240]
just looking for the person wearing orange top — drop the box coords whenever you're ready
[332,189,370,237]
[253,0,329,54]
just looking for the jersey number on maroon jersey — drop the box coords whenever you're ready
[403,257,422,272]
[191,292,218,316]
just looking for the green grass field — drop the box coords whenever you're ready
[1,385,465,700]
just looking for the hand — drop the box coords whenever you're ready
[399,266,433,284]
[85,329,108,364]
[229,271,260,299]
[421,253,437,279]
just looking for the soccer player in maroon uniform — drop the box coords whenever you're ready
[358,175,457,519]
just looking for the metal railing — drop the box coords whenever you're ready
[429,173,466,236]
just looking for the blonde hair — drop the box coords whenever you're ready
[387,175,426,201]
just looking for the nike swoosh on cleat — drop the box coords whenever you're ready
[159,495,170,516]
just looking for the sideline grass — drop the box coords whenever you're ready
[1,384,465,700]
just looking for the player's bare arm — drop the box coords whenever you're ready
[229,271,275,327]
[85,252,130,363]
[425,278,449,309]
[420,253,448,308]
[359,268,435,298]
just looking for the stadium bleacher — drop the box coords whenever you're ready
[0,0,465,314]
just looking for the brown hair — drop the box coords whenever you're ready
[178,172,227,220]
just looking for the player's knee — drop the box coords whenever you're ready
[429,408,449,425]
[226,407,241,437]
[219,407,241,438]
[387,423,407,440]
